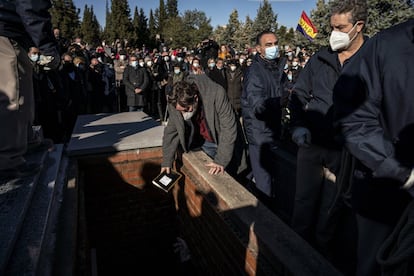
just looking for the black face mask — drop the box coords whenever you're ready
[94,63,103,73]
[63,62,74,71]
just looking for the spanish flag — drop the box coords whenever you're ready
[296,11,318,41]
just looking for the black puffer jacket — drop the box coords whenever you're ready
[0,0,56,54]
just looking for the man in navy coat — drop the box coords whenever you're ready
[334,19,414,276]
[241,30,288,201]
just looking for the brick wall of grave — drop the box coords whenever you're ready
[75,148,338,276]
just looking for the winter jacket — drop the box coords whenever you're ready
[161,74,237,168]
[208,67,227,90]
[114,59,128,82]
[333,19,414,224]
[290,46,351,148]
[123,65,149,107]
[241,54,288,146]
[225,68,243,114]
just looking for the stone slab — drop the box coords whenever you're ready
[66,112,165,156]
[5,145,64,275]
[0,149,48,274]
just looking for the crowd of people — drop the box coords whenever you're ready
[1,0,413,276]
[27,26,311,145]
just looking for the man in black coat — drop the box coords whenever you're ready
[207,58,227,90]
[288,0,367,259]
[225,59,243,117]
[334,19,414,276]
[0,0,59,179]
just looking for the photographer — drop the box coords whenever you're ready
[199,38,219,69]
[29,47,62,142]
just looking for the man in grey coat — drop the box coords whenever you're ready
[161,74,238,175]
[123,54,149,112]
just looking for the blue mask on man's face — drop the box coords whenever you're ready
[265,45,278,60]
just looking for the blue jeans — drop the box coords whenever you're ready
[201,140,217,160]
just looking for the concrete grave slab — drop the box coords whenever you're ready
[67,112,165,156]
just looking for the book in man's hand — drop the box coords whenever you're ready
[152,170,182,192]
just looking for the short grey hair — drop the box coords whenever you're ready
[329,0,368,25]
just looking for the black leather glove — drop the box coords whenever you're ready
[291,127,312,147]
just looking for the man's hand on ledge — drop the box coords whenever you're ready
[161,167,171,174]
[205,162,224,175]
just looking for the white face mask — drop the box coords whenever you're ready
[174,69,180,74]
[30,54,39,62]
[264,45,278,60]
[292,61,298,67]
[119,55,126,61]
[208,62,215,68]
[182,110,196,121]
[146,61,153,67]
[139,62,145,67]
[239,58,244,64]
[192,62,199,68]
[177,57,183,62]
[230,65,237,71]
[329,23,358,51]
[130,61,138,67]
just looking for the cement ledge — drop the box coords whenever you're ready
[181,150,341,276]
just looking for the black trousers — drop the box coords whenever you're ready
[290,144,341,254]
[355,214,393,276]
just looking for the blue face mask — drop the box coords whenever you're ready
[265,45,278,60]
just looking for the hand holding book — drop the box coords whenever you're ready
[152,169,182,192]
